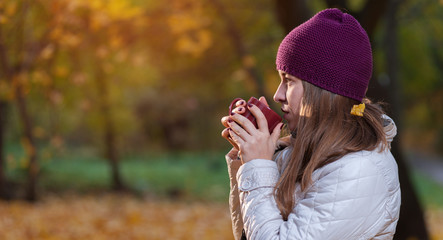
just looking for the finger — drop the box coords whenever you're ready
[229,128,244,146]
[222,128,239,149]
[227,137,239,150]
[221,128,230,139]
[230,113,257,135]
[227,147,239,159]
[259,96,269,107]
[221,116,230,128]
[233,106,246,114]
[235,99,246,107]
[228,120,251,141]
[247,103,268,132]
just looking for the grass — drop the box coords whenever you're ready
[4,145,443,207]
[6,147,231,202]
[410,170,443,208]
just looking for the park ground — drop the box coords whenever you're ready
[0,150,442,239]
[0,193,442,240]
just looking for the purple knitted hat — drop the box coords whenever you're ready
[276,8,372,102]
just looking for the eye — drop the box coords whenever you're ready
[285,77,294,85]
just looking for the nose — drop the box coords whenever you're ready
[273,83,286,103]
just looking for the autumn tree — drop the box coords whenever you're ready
[43,0,150,191]
[0,0,153,196]
[0,0,54,201]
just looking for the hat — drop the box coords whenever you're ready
[276,8,372,102]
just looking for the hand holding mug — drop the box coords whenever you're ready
[221,96,283,163]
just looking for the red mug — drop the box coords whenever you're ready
[229,97,282,133]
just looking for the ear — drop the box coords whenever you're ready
[258,96,269,107]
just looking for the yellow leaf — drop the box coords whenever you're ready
[50,27,64,41]
[175,29,212,57]
[168,14,201,34]
[242,55,256,68]
[40,44,55,60]
[0,14,7,24]
[21,137,36,158]
[33,126,47,139]
[32,70,52,86]
[63,33,81,47]
[131,54,145,67]
[5,1,17,17]
[54,66,69,78]
[96,46,109,58]
[0,80,11,101]
[109,35,122,49]
[50,135,64,148]
[71,72,87,85]
[19,157,29,169]
[49,90,64,105]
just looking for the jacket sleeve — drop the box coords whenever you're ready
[226,154,244,240]
[237,154,398,240]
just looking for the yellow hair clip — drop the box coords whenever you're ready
[351,103,365,116]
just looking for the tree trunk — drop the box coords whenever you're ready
[274,0,310,34]
[382,0,430,239]
[0,0,48,201]
[0,26,9,200]
[275,1,429,239]
[0,13,12,200]
[94,65,125,191]
[0,100,7,199]
[14,77,38,201]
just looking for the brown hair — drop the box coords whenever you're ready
[274,81,388,220]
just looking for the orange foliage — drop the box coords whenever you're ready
[426,208,443,240]
[1,194,443,239]
[0,194,233,240]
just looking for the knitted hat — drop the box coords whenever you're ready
[276,8,372,102]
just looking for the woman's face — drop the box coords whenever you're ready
[273,71,304,131]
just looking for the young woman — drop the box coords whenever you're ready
[221,8,401,240]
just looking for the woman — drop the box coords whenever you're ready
[221,8,401,240]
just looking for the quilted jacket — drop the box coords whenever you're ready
[226,116,400,240]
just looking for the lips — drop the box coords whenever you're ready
[280,107,289,120]
[281,107,289,114]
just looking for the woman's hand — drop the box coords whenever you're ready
[221,115,240,162]
[227,97,283,163]
[221,116,239,150]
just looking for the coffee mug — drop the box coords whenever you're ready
[229,97,282,133]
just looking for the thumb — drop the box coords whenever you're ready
[258,96,269,107]
[271,123,283,142]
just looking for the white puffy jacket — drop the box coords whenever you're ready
[226,116,401,240]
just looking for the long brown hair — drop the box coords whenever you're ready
[274,81,388,220]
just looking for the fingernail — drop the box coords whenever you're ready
[236,100,246,107]
[247,103,253,108]
[234,107,245,114]
[228,119,233,123]
[280,124,284,129]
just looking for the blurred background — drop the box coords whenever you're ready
[0,0,442,239]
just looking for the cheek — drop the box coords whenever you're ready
[288,89,303,113]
